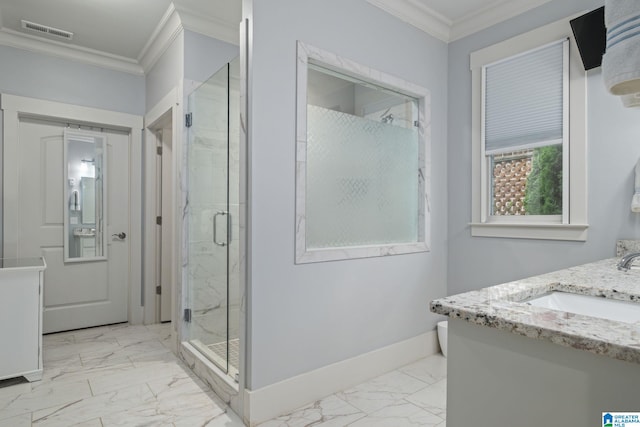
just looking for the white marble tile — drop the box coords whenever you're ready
[148,372,226,410]
[144,323,173,342]
[43,340,119,365]
[336,371,429,414]
[0,413,31,427]
[67,325,123,344]
[81,338,168,365]
[42,332,75,348]
[405,378,447,419]
[257,395,366,427]
[398,354,447,385]
[130,347,180,367]
[0,379,92,421]
[173,407,245,427]
[110,325,166,347]
[41,353,82,372]
[0,380,31,400]
[72,419,103,427]
[88,360,189,395]
[34,417,103,427]
[350,401,444,427]
[41,355,134,388]
[32,383,155,426]
[99,407,174,427]
[100,379,228,427]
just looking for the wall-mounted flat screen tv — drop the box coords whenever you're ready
[570,6,606,71]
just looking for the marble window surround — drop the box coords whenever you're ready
[430,249,640,365]
[295,41,432,264]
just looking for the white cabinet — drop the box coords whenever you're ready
[79,235,96,258]
[0,257,46,382]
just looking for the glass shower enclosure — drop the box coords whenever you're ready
[185,58,240,380]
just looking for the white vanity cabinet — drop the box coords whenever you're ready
[0,257,46,382]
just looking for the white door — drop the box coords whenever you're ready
[16,117,130,333]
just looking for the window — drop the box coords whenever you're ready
[295,41,430,263]
[470,16,588,241]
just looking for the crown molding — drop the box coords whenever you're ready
[367,0,553,43]
[0,27,143,75]
[137,2,239,74]
[174,4,239,47]
[0,1,239,77]
[450,0,552,42]
[367,0,451,42]
[138,3,184,74]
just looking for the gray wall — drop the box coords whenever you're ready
[247,0,448,389]
[184,30,238,85]
[146,30,239,111]
[447,0,640,295]
[146,32,184,111]
[0,45,145,115]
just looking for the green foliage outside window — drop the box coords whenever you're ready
[524,144,562,215]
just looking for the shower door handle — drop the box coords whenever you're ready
[213,211,229,247]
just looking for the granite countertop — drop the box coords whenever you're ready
[430,257,640,364]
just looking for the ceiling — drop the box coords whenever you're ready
[0,0,242,74]
[0,0,551,75]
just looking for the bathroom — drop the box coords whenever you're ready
[1,0,640,426]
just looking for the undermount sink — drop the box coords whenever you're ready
[525,291,640,324]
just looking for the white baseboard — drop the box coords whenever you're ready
[244,330,439,426]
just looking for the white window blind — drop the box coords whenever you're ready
[484,39,568,155]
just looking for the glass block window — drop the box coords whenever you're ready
[295,42,430,263]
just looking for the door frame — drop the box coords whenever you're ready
[1,93,145,325]
[143,88,181,330]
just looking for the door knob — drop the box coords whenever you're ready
[112,232,126,240]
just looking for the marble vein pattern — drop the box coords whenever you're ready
[256,354,447,427]
[1,323,448,426]
[430,257,640,365]
[0,323,243,427]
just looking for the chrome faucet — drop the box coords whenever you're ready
[617,252,640,271]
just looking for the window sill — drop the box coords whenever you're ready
[470,222,588,241]
[295,242,429,264]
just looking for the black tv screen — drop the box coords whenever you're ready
[570,6,606,71]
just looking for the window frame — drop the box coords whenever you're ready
[295,41,431,263]
[470,15,588,241]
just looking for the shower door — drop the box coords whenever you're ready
[186,62,233,375]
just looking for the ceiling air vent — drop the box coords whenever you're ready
[21,20,73,41]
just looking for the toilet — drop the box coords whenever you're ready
[437,321,448,357]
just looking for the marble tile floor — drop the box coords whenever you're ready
[258,354,448,427]
[0,323,447,426]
